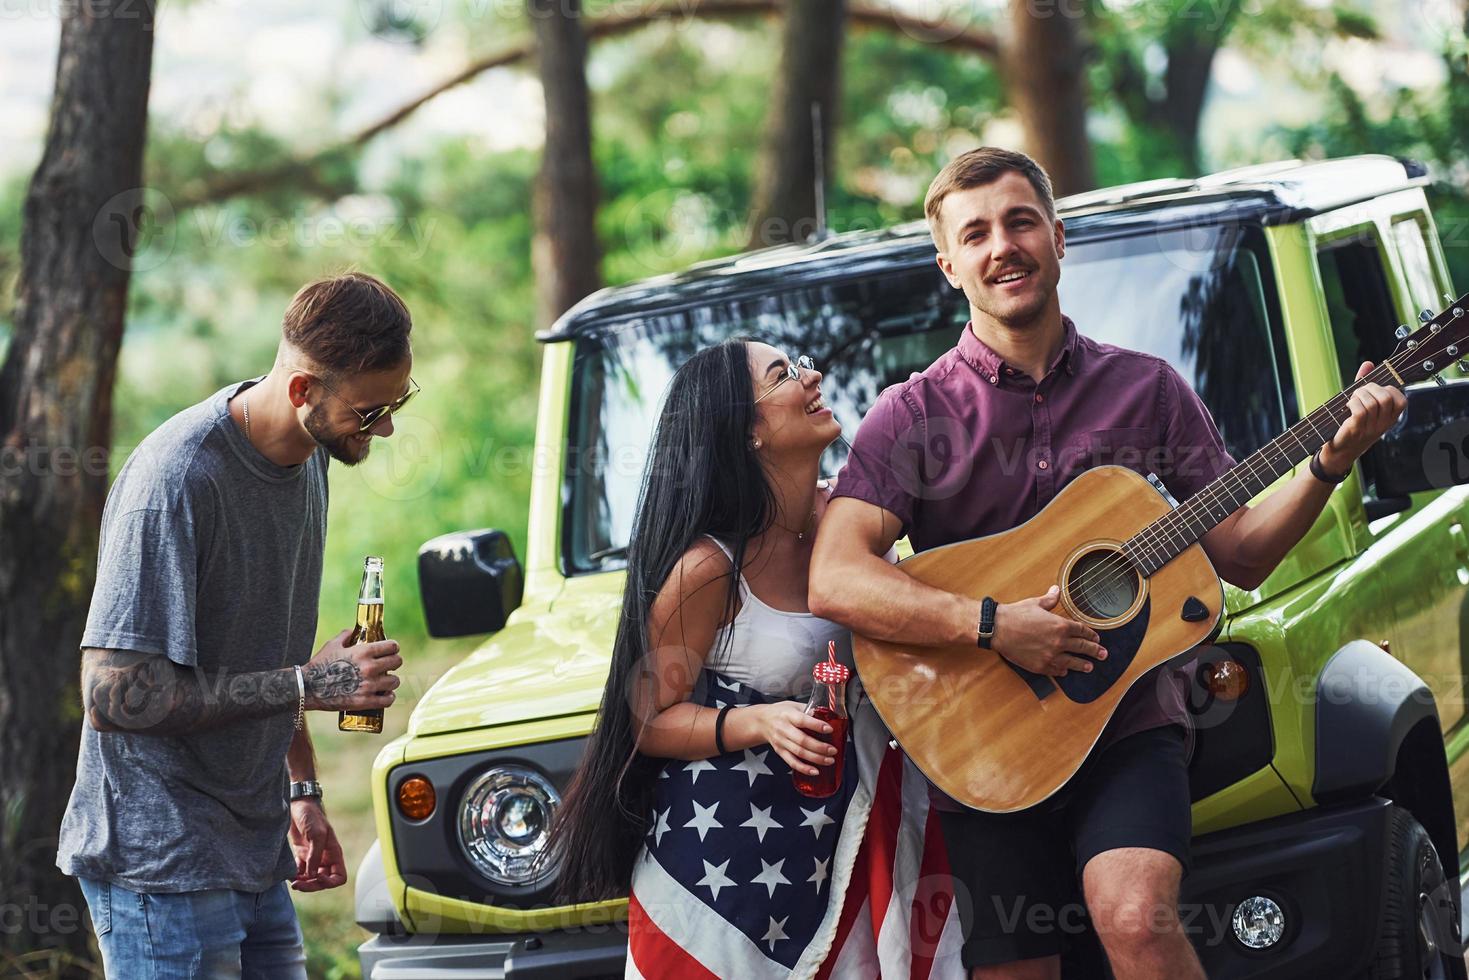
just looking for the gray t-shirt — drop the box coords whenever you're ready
[56,378,328,893]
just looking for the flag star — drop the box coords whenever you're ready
[696,859,736,902]
[751,858,791,898]
[658,767,670,779]
[733,748,773,786]
[684,759,717,784]
[740,803,783,842]
[808,856,830,892]
[800,805,835,838]
[684,800,723,841]
[714,698,727,709]
[762,915,790,952]
[716,675,741,691]
[652,808,671,847]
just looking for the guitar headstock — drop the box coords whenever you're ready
[1388,291,1469,386]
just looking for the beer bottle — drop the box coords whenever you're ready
[339,556,387,734]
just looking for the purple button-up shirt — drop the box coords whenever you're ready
[835,317,1236,805]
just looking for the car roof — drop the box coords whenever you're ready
[538,154,1429,342]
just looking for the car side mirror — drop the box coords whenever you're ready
[417,529,524,638]
[1367,377,1469,501]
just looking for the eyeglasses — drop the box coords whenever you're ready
[312,375,421,433]
[754,354,815,404]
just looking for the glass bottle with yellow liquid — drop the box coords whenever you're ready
[339,556,387,733]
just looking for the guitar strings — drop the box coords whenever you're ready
[1066,358,1405,605]
[1065,324,1457,605]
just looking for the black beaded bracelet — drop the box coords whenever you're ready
[714,704,734,755]
[1309,449,1349,485]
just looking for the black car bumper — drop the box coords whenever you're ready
[359,925,627,980]
[1181,795,1463,979]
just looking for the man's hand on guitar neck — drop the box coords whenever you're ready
[990,585,1109,677]
[1316,360,1407,478]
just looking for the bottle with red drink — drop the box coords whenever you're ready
[792,641,851,799]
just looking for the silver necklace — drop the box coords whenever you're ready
[242,393,252,443]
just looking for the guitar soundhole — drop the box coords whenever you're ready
[1066,547,1141,622]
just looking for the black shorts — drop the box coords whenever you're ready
[937,724,1192,969]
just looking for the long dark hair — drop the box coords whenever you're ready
[545,340,777,903]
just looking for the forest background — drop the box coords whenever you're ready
[1,0,1466,975]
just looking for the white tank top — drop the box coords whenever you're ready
[700,536,854,700]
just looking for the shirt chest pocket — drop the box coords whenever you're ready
[1057,426,1156,481]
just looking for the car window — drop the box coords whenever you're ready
[1316,227,1398,500]
[1391,216,1441,317]
[565,226,1296,574]
[1317,229,1397,390]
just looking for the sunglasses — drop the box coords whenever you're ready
[312,375,421,433]
[754,354,815,404]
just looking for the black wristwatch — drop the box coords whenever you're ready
[977,596,998,649]
[289,780,323,802]
[1309,449,1349,486]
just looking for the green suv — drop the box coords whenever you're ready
[354,155,1469,979]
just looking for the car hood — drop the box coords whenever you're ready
[407,576,621,738]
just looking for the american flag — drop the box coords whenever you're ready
[626,671,966,978]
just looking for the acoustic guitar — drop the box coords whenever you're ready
[852,292,1469,813]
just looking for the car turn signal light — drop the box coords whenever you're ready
[1200,658,1250,701]
[397,775,436,821]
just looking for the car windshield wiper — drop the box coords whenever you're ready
[587,546,628,563]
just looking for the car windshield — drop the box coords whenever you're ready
[564,224,1296,574]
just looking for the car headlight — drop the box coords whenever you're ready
[457,765,560,886]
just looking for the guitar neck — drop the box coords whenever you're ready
[1125,370,1398,576]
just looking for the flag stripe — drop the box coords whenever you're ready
[909,806,957,980]
[627,892,721,980]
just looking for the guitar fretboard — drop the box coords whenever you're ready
[1122,373,1379,576]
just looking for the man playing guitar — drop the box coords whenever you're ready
[808,147,1406,980]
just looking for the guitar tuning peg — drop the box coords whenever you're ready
[1434,374,1446,386]
[1395,325,1411,339]
[1459,359,1469,373]
[1420,309,1435,323]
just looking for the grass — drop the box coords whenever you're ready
[292,633,483,980]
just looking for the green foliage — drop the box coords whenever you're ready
[1275,61,1469,287]
[4,7,1463,976]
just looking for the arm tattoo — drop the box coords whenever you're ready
[82,649,299,736]
[302,658,362,700]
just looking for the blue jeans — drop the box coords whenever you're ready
[77,878,307,980]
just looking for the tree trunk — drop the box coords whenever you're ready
[0,0,155,971]
[1004,0,1096,196]
[529,0,602,327]
[748,0,847,248]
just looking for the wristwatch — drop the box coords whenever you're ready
[977,596,998,650]
[289,780,323,802]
